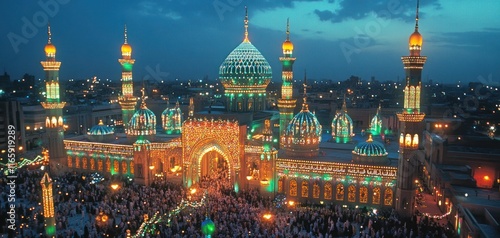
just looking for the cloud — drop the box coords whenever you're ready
[313,0,441,23]
[138,1,182,20]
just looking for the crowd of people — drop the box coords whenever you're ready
[0,167,455,237]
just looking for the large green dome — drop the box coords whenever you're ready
[219,41,272,88]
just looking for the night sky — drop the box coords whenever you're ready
[1,0,499,85]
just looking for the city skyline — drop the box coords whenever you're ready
[1,0,500,85]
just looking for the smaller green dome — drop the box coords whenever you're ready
[353,135,388,157]
[88,120,114,135]
[128,101,157,136]
[201,217,215,235]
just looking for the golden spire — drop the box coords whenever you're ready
[244,6,249,42]
[367,134,373,142]
[124,24,128,44]
[98,119,104,125]
[342,94,347,112]
[302,70,308,111]
[47,23,52,44]
[415,0,420,31]
[140,87,147,109]
[286,18,290,41]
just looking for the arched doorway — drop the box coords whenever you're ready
[199,150,229,180]
[187,142,233,187]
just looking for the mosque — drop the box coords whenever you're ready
[43,4,426,213]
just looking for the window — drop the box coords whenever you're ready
[301,181,309,198]
[336,183,344,201]
[384,188,393,206]
[373,187,381,204]
[290,180,297,196]
[348,185,356,202]
[360,186,368,203]
[313,182,320,198]
[324,182,332,200]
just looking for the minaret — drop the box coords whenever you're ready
[41,172,56,237]
[40,24,65,165]
[118,25,137,129]
[277,18,297,147]
[396,0,427,217]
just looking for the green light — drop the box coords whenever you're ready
[46,225,56,235]
[266,179,275,192]
[123,62,133,71]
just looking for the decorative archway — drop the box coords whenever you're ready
[182,118,242,189]
[185,140,233,187]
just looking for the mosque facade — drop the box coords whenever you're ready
[52,5,427,210]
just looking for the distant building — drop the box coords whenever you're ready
[0,97,26,162]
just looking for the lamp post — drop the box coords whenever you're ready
[149,165,155,186]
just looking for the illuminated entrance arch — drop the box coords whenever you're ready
[182,118,242,190]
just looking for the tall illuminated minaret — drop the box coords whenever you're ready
[118,25,137,128]
[396,0,427,217]
[41,172,56,237]
[277,19,297,147]
[41,24,65,165]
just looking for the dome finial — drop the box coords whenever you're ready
[47,22,52,44]
[244,6,249,42]
[98,119,104,125]
[124,24,128,44]
[415,0,420,31]
[367,134,373,142]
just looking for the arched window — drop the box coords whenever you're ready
[373,187,381,204]
[412,134,419,148]
[348,185,356,202]
[122,161,127,174]
[75,157,80,169]
[336,183,344,201]
[324,182,332,200]
[301,181,309,198]
[405,134,412,147]
[360,186,368,203]
[67,156,73,168]
[313,182,320,198]
[90,159,95,170]
[106,158,111,172]
[114,160,119,174]
[130,161,134,174]
[278,178,284,193]
[289,180,297,196]
[384,188,393,206]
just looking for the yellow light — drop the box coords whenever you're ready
[288,201,295,206]
[149,165,155,170]
[111,184,119,190]
[484,175,490,181]
[246,175,253,181]
[263,213,272,220]
[190,188,197,195]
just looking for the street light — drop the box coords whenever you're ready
[111,183,119,190]
[262,213,272,220]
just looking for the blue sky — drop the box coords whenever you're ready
[1,0,499,85]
